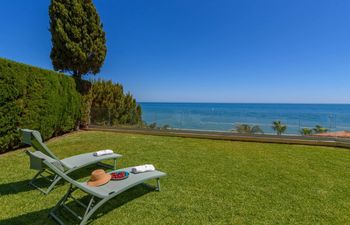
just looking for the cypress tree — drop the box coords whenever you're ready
[49,0,107,79]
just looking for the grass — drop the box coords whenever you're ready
[0,131,350,225]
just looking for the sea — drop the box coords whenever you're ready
[140,103,350,135]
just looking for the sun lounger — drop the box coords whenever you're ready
[20,129,122,194]
[29,151,166,225]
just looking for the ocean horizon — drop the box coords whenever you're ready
[140,101,350,104]
[139,102,350,134]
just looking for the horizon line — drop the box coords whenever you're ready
[138,101,350,105]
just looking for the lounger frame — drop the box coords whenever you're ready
[42,157,165,225]
[21,129,121,194]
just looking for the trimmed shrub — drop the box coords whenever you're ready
[81,79,142,127]
[0,58,81,153]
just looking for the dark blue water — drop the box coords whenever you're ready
[140,103,350,134]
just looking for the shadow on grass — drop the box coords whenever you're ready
[0,179,36,196]
[0,184,154,225]
[0,208,55,225]
[0,165,112,196]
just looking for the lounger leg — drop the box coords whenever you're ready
[113,158,117,170]
[29,169,63,195]
[44,175,62,194]
[49,184,77,225]
[29,169,51,194]
[156,178,161,191]
[142,178,161,191]
[29,170,43,187]
[80,197,109,225]
[83,196,95,219]
[49,185,105,225]
[97,158,118,170]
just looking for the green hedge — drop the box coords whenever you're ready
[83,79,142,127]
[0,58,81,153]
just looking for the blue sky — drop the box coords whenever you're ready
[1,0,350,103]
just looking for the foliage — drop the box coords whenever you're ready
[234,124,264,134]
[272,120,287,135]
[148,122,157,129]
[313,125,329,134]
[162,124,170,130]
[300,128,313,136]
[1,131,350,224]
[143,122,171,130]
[142,121,171,130]
[0,58,81,152]
[82,79,142,126]
[49,0,107,78]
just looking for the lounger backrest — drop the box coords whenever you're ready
[21,129,60,161]
[42,158,95,195]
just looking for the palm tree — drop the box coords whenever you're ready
[250,125,264,134]
[234,124,263,134]
[313,125,328,134]
[300,128,313,136]
[272,121,287,135]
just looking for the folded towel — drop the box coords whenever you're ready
[131,164,155,173]
[93,149,114,156]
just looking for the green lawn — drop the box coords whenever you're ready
[1,131,350,225]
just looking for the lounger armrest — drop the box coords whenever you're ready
[26,150,66,172]
[26,150,44,171]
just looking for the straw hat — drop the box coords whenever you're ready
[87,169,111,187]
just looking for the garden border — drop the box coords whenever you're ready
[84,126,350,149]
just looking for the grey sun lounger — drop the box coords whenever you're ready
[28,151,166,225]
[21,129,122,194]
